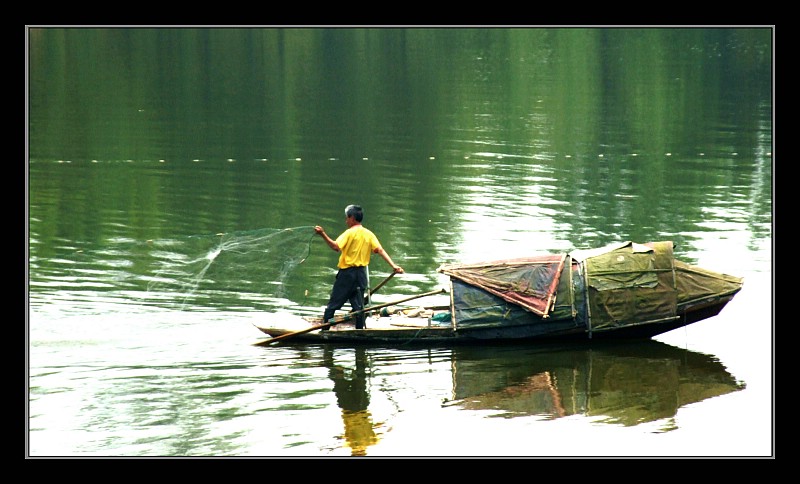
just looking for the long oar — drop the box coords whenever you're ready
[365,271,397,304]
[255,288,446,346]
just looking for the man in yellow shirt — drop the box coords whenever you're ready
[315,204,404,329]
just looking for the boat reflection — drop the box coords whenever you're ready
[444,340,746,426]
[312,339,745,454]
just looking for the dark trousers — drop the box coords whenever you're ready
[323,266,368,329]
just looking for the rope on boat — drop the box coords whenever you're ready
[396,328,427,346]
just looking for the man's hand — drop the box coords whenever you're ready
[315,226,339,251]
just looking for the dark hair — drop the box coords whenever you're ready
[345,204,363,222]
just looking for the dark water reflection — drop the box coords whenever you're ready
[288,340,746,456]
[445,341,745,426]
[324,347,376,456]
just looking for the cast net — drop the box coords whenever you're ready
[54,226,321,312]
[142,226,318,310]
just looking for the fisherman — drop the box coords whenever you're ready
[315,204,404,329]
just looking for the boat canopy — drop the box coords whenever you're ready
[438,254,567,317]
[438,241,743,333]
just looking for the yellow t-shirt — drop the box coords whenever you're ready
[336,225,381,269]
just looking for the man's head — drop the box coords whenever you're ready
[344,204,364,223]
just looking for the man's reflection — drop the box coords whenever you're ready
[324,346,378,456]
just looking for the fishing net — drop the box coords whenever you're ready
[59,226,320,311]
[142,226,318,310]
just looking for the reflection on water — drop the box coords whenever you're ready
[444,340,745,428]
[323,347,378,456]
[311,340,745,455]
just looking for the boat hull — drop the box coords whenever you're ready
[254,295,737,346]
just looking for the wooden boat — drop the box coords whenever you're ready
[254,241,743,346]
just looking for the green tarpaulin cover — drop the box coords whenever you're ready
[438,241,743,332]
